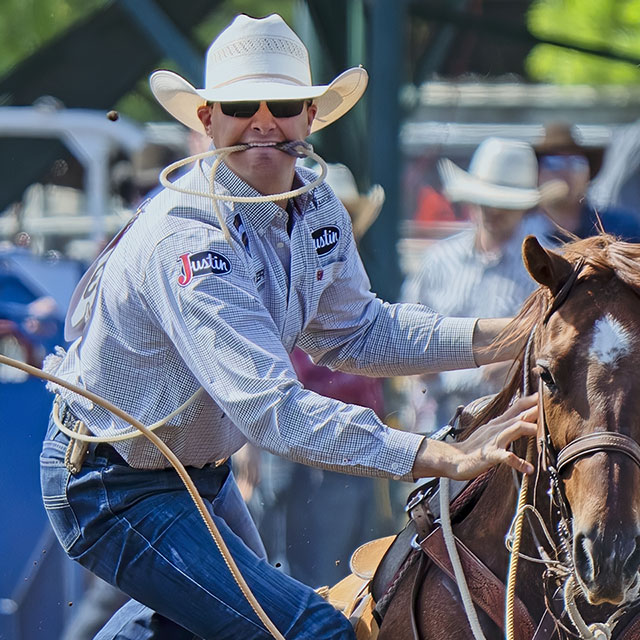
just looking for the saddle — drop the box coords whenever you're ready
[325,398,494,639]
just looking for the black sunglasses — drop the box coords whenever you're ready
[217,100,309,119]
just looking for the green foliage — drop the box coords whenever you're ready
[526,0,640,84]
[0,0,296,121]
[0,0,106,77]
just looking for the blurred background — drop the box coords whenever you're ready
[3,1,640,637]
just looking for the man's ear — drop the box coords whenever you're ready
[306,102,318,136]
[197,104,214,138]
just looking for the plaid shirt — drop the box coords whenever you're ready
[46,158,477,478]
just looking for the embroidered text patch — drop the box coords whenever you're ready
[312,226,340,256]
[177,251,232,286]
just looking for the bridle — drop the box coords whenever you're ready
[535,255,640,480]
[531,256,640,638]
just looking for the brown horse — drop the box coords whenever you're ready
[379,234,640,640]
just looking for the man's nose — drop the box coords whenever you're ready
[251,102,276,132]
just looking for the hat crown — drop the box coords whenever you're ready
[205,14,312,91]
[468,137,538,191]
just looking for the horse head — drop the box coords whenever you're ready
[522,234,640,607]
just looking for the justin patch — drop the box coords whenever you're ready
[177,250,232,287]
[312,225,340,256]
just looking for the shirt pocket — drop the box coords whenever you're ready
[40,457,81,552]
[307,259,347,318]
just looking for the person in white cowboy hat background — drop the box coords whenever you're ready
[39,14,539,640]
[401,137,565,434]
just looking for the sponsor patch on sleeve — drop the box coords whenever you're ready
[177,250,232,287]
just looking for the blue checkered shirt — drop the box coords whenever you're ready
[45,158,477,478]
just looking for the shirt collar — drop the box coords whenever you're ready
[200,157,314,234]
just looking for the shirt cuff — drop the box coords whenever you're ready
[377,428,425,481]
[434,316,478,370]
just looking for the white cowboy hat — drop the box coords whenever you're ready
[149,13,368,135]
[438,137,568,210]
[323,163,385,239]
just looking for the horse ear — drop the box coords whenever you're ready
[522,235,573,294]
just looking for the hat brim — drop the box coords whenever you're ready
[438,158,567,210]
[150,67,368,134]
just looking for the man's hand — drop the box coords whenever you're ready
[412,394,538,481]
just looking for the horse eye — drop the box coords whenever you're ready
[535,361,557,392]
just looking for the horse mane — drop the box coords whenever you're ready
[463,232,640,436]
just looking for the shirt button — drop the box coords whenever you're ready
[391,463,399,471]
[277,242,284,248]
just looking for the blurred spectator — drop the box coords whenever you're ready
[112,143,183,206]
[234,164,389,588]
[400,137,565,433]
[590,120,640,218]
[534,122,640,242]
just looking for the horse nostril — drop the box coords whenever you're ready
[574,533,596,584]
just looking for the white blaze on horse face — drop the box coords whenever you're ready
[589,314,632,366]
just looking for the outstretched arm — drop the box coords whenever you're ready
[472,317,521,365]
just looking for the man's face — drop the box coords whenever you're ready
[474,205,526,243]
[538,154,590,206]
[197,100,317,190]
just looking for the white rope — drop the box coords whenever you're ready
[439,477,488,640]
[159,142,328,249]
[52,388,204,442]
[564,575,612,640]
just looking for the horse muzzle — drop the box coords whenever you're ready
[573,530,640,605]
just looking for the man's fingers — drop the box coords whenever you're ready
[500,393,538,419]
[501,450,534,475]
[496,419,537,448]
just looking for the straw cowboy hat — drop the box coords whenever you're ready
[149,13,368,135]
[534,122,604,180]
[438,137,568,210]
[322,163,385,239]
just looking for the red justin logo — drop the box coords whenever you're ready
[177,251,232,287]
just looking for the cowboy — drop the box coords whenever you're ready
[401,137,565,433]
[39,14,538,640]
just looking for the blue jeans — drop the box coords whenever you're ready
[40,409,354,640]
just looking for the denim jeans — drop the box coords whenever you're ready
[40,409,355,640]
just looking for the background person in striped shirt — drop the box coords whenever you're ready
[401,137,566,434]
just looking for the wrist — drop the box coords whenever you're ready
[412,437,460,480]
